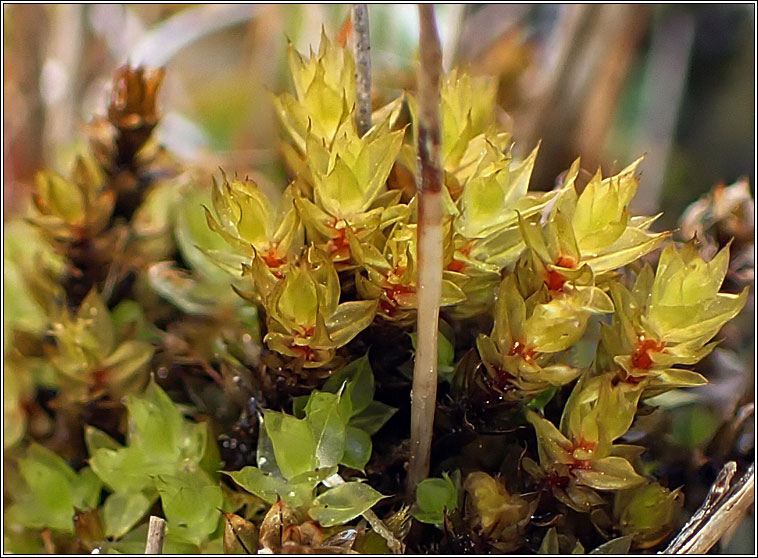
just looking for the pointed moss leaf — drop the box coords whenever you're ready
[72,466,102,510]
[292,395,309,418]
[78,289,116,357]
[223,512,259,555]
[538,527,560,554]
[349,401,397,436]
[413,472,460,524]
[227,466,289,505]
[589,535,633,554]
[199,421,222,479]
[305,391,348,468]
[323,354,374,416]
[102,339,154,387]
[36,170,85,223]
[90,445,174,494]
[155,470,223,546]
[84,426,122,454]
[272,479,316,510]
[125,380,184,458]
[256,419,280,475]
[7,446,102,534]
[90,382,214,494]
[288,466,339,486]
[263,410,316,480]
[103,491,153,539]
[527,386,559,412]
[228,466,337,510]
[285,467,339,508]
[437,330,456,382]
[573,457,645,490]
[341,426,372,471]
[12,444,78,532]
[176,420,210,465]
[110,299,160,342]
[526,410,573,466]
[308,481,386,527]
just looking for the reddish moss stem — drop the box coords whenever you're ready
[407,4,443,497]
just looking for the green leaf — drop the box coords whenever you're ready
[125,380,184,459]
[341,426,372,471]
[437,329,456,382]
[671,405,719,449]
[71,466,102,510]
[285,467,339,508]
[305,390,348,468]
[36,170,85,223]
[573,457,645,491]
[526,410,573,466]
[77,289,116,357]
[12,444,78,532]
[256,419,280,475]
[90,381,215,495]
[538,527,560,554]
[199,421,222,479]
[227,466,289,505]
[590,535,633,554]
[110,299,160,342]
[228,466,337,511]
[103,491,153,539]
[288,466,339,486]
[84,425,122,454]
[326,300,380,349]
[615,482,682,547]
[263,410,316,480]
[349,401,397,436]
[101,339,154,388]
[308,481,386,527]
[155,470,223,546]
[292,395,309,418]
[323,354,374,416]
[90,445,173,494]
[527,386,559,412]
[413,472,460,524]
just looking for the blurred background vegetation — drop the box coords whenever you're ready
[3,4,755,553]
[4,4,754,222]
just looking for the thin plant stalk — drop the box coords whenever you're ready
[351,4,372,136]
[144,515,166,554]
[407,4,443,497]
[663,462,755,554]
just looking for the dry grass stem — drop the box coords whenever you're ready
[351,4,372,136]
[144,515,166,554]
[662,461,755,554]
[407,3,444,497]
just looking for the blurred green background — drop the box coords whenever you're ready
[3,4,754,224]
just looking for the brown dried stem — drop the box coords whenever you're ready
[351,4,372,136]
[663,461,755,554]
[407,4,444,497]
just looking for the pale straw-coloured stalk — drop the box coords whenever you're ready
[351,4,372,136]
[407,4,444,497]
